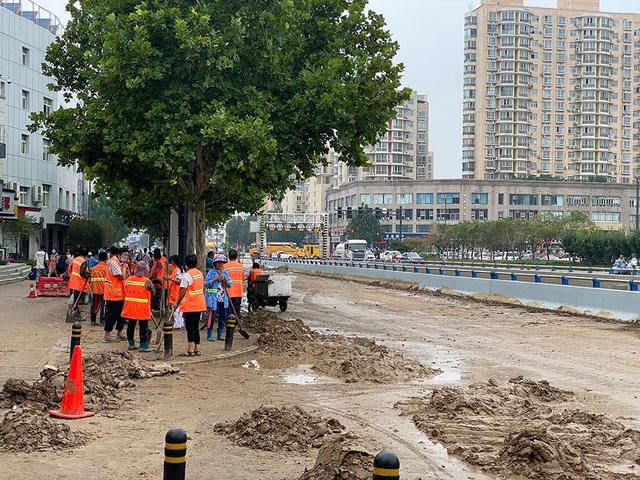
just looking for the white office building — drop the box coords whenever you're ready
[0,1,88,258]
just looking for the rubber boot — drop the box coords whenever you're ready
[128,340,137,351]
[207,329,214,342]
[217,328,225,341]
[139,342,152,353]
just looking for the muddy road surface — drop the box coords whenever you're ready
[1,274,639,479]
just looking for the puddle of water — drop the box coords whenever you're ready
[279,364,334,385]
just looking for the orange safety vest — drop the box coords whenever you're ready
[104,258,125,301]
[68,256,89,292]
[90,262,109,295]
[225,260,244,298]
[168,267,180,306]
[180,268,206,313]
[150,257,168,289]
[248,268,264,285]
[121,275,151,320]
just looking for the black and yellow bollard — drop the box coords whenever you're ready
[69,322,81,362]
[224,314,237,351]
[163,320,173,360]
[373,451,400,480]
[163,428,187,480]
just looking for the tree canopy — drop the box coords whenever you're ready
[33,0,407,260]
[347,210,384,244]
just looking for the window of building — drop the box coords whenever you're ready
[592,212,620,223]
[471,193,488,204]
[416,209,433,220]
[18,186,29,206]
[509,194,538,206]
[498,193,504,205]
[510,210,537,220]
[43,97,53,116]
[396,193,413,205]
[373,194,392,205]
[42,184,51,207]
[416,225,432,233]
[416,193,433,204]
[0,81,5,98]
[42,138,51,160]
[591,196,621,207]
[359,194,370,206]
[436,209,460,221]
[72,193,76,212]
[541,195,563,206]
[20,134,29,154]
[472,209,489,220]
[22,47,30,66]
[396,225,413,234]
[21,90,30,110]
[437,193,460,205]
[566,195,588,207]
[65,191,70,210]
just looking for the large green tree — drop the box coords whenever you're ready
[225,215,256,249]
[347,210,384,244]
[33,0,407,264]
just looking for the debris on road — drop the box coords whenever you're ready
[214,405,345,452]
[249,311,438,383]
[0,407,88,453]
[298,434,373,480]
[0,352,180,412]
[397,377,640,479]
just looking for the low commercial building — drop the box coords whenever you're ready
[326,179,638,239]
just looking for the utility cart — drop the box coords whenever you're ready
[249,273,292,312]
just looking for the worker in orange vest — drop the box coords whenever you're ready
[89,251,109,325]
[67,245,91,318]
[149,248,167,310]
[176,254,206,356]
[164,255,184,329]
[122,261,154,352]
[226,249,245,317]
[104,246,127,342]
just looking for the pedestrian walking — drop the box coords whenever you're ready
[225,249,245,317]
[104,246,127,342]
[34,246,48,278]
[89,251,109,325]
[204,254,232,341]
[48,249,58,277]
[122,261,154,352]
[176,254,206,356]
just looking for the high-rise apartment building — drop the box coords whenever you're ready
[331,89,433,188]
[462,0,640,183]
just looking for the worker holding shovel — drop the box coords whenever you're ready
[204,254,232,341]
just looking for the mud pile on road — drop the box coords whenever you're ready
[398,376,640,479]
[0,352,179,412]
[249,311,438,383]
[0,407,88,453]
[214,405,345,452]
[298,435,373,480]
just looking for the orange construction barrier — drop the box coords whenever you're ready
[49,346,95,420]
[37,276,70,297]
[27,283,38,298]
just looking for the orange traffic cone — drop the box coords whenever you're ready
[49,346,95,419]
[27,283,38,298]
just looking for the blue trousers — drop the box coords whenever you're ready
[213,302,228,331]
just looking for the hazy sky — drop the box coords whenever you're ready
[37,0,640,178]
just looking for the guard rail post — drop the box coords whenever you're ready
[561,276,569,286]
[455,269,461,277]
[438,268,444,275]
[630,280,638,292]
[568,266,574,273]
[534,274,541,283]
[592,278,600,288]
[413,266,418,273]
[471,270,478,278]
[490,271,498,280]
[425,267,431,274]
[510,273,518,281]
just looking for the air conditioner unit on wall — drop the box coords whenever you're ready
[9,182,18,193]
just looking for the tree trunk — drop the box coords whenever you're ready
[191,146,208,272]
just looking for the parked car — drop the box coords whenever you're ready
[382,250,402,262]
[272,251,293,260]
[400,252,426,264]
[365,250,376,261]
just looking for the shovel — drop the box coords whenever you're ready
[66,278,89,323]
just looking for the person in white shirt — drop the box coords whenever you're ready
[34,246,48,278]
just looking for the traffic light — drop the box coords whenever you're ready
[337,207,343,219]
[375,208,382,219]
[346,207,353,219]
[357,206,363,216]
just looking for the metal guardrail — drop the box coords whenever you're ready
[270,258,640,292]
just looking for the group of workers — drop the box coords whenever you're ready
[65,245,264,356]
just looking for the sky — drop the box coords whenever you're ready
[37,0,640,179]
